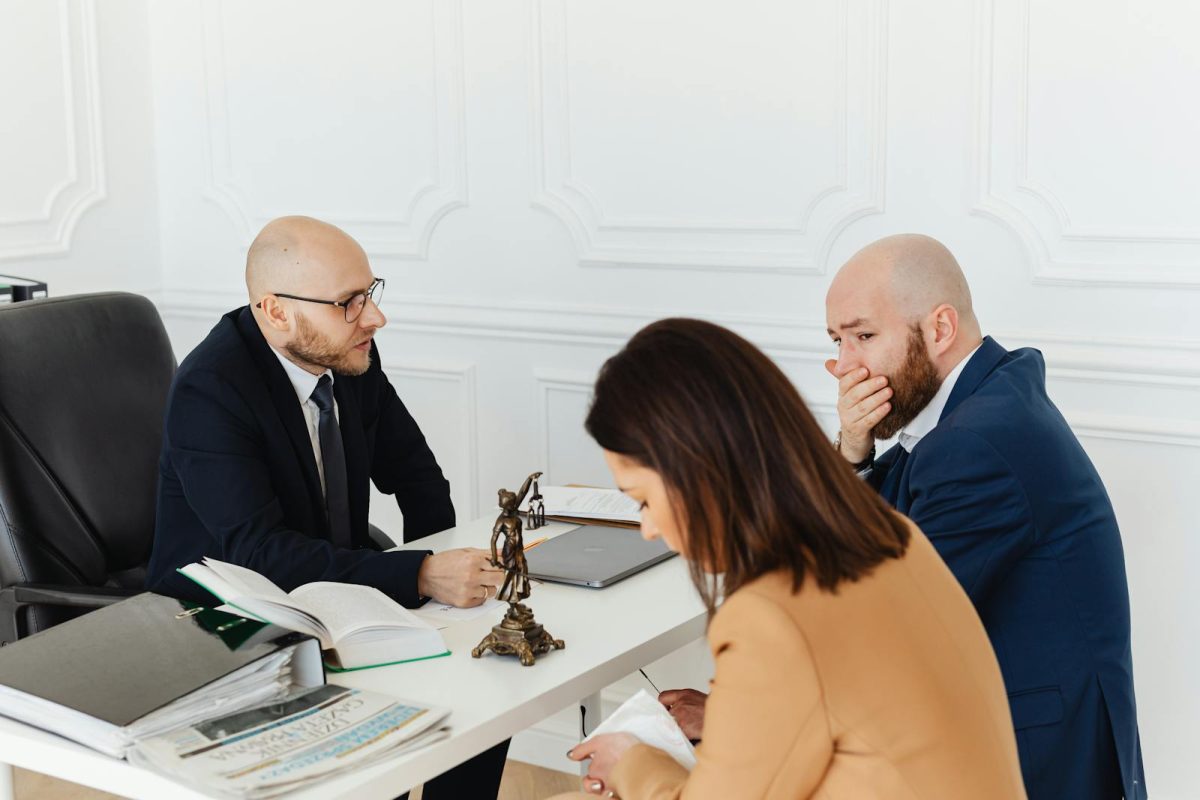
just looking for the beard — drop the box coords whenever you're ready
[285,313,371,376]
[872,325,942,440]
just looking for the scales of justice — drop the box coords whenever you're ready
[471,471,565,666]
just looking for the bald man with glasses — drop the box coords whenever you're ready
[147,217,510,797]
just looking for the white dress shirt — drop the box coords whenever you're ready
[270,348,337,498]
[897,342,983,453]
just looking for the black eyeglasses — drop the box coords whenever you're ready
[256,277,385,323]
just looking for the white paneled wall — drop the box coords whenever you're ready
[0,0,159,291]
[3,0,1199,794]
[530,0,886,273]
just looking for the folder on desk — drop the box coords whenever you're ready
[532,485,641,529]
[0,592,323,758]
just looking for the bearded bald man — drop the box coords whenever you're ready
[147,216,508,799]
[823,234,1145,800]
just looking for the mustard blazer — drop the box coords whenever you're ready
[553,524,1025,799]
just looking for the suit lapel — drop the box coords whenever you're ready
[869,338,1007,512]
[876,337,1008,510]
[333,376,368,546]
[233,308,327,527]
[939,336,1007,423]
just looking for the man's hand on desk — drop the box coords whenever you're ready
[658,688,708,741]
[417,548,504,608]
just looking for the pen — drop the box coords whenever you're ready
[639,668,661,695]
[524,536,549,551]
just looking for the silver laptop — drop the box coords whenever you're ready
[525,525,677,588]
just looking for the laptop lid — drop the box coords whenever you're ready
[526,525,676,588]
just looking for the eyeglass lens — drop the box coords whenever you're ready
[345,279,385,322]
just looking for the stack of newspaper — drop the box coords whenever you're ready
[130,684,450,798]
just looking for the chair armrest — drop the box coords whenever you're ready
[8,583,134,607]
[0,583,137,645]
[368,523,396,551]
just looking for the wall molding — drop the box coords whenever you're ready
[1068,413,1200,451]
[379,359,480,518]
[529,0,888,274]
[0,0,106,259]
[154,289,1200,449]
[971,0,1200,288]
[199,0,467,258]
[533,369,595,485]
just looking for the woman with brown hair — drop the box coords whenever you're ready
[552,318,1024,799]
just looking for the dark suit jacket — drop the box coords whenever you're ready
[869,336,1144,800]
[146,307,455,607]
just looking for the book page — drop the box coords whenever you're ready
[291,582,434,644]
[230,600,327,646]
[201,558,294,602]
[539,485,640,522]
[191,559,327,645]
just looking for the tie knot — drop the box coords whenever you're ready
[310,374,335,412]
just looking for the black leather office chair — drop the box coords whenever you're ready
[0,292,175,644]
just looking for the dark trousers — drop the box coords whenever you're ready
[398,738,510,800]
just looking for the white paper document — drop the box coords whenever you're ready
[537,486,641,524]
[583,689,696,770]
[410,599,506,629]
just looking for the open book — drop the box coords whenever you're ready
[178,558,448,671]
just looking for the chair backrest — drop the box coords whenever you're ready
[0,293,176,631]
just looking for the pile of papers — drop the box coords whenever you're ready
[130,684,450,798]
[535,485,641,525]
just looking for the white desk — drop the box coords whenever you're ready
[0,518,706,799]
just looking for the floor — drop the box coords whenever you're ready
[14,761,581,800]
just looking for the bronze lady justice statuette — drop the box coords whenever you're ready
[471,471,565,666]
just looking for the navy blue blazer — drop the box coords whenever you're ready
[146,307,455,608]
[869,336,1144,800]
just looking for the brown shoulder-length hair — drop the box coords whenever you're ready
[585,318,910,616]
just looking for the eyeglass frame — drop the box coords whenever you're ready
[255,277,385,323]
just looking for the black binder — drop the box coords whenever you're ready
[0,592,323,754]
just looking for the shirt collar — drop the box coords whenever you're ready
[270,347,333,406]
[898,342,983,453]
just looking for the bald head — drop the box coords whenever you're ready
[826,234,982,384]
[837,234,975,324]
[245,216,384,374]
[245,216,367,301]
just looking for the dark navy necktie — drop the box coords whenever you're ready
[878,446,911,505]
[310,375,352,549]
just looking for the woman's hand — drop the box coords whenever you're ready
[567,732,640,795]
